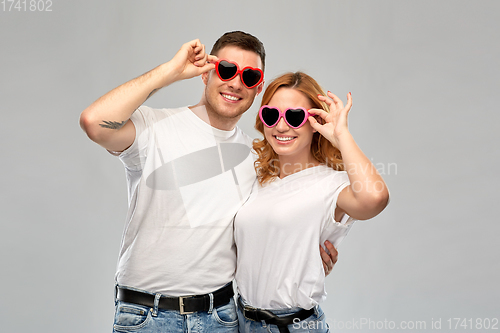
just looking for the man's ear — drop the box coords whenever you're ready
[256,80,265,96]
[201,71,209,86]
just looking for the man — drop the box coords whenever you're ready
[80,31,337,333]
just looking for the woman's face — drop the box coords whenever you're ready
[263,87,316,163]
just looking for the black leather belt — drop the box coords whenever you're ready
[116,282,234,315]
[237,296,314,333]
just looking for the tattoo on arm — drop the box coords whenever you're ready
[99,120,127,130]
[100,88,159,130]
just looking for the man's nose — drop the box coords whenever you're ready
[227,74,243,90]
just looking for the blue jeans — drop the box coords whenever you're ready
[237,303,329,333]
[113,286,238,333]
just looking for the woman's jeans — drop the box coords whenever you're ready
[237,303,329,333]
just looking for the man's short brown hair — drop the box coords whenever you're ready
[210,31,266,72]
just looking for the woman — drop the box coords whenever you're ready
[234,72,389,332]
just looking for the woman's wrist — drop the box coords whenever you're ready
[330,131,353,149]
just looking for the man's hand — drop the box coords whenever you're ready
[80,38,219,153]
[320,241,338,276]
[168,39,218,82]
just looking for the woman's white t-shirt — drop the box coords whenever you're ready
[234,164,355,310]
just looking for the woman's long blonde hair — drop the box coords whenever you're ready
[253,72,344,185]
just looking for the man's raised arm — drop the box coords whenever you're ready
[79,39,217,152]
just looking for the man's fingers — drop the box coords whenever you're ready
[194,44,204,59]
[207,54,219,64]
[190,39,202,49]
[324,240,338,264]
[320,245,333,269]
[196,54,218,72]
[320,243,328,257]
[186,39,209,68]
[198,62,216,74]
[193,44,207,66]
[185,39,202,56]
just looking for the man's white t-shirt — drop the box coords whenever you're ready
[234,165,355,310]
[114,105,256,296]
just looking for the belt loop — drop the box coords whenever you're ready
[114,284,118,305]
[208,292,214,314]
[314,305,319,317]
[152,293,161,317]
[278,325,291,333]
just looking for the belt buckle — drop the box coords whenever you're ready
[179,296,194,315]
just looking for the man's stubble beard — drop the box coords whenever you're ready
[203,88,252,127]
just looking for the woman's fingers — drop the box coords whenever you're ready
[321,91,353,115]
[327,91,344,110]
[318,93,335,109]
[345,92,353,112]
[308,108,329,119]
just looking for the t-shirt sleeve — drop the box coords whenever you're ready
[319,171,356,248]
[328,171,350,221]
[112,106,152,172]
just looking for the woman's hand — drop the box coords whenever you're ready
[312,91,389,220]
[308,91,352,148]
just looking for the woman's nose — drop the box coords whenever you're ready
[275,117,289,132]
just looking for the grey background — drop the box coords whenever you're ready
[1,1,498,332]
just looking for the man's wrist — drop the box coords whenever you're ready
[156,61,183,86]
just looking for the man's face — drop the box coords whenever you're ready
[202,46,263,125]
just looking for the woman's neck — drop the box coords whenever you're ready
[278,154,320,179]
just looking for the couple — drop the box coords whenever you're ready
[80,31,389,333]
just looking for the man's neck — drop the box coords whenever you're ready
[188,103,240,131]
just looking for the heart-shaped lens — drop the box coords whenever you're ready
[242,68,262,88]
[218,61,238,80]
[285,109,306,128]
[261,107,280,127]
